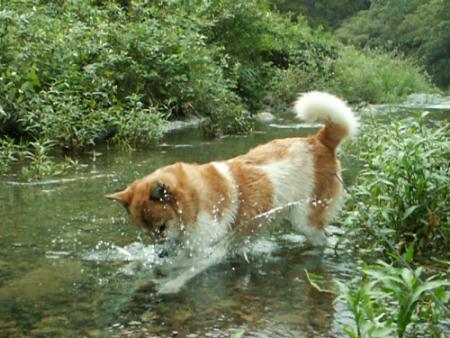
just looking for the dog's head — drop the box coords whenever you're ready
[106,172,186,241]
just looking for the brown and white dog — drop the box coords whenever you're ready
[107,91,358,294]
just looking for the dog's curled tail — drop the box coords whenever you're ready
[293,91,358,150]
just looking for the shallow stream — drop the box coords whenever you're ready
[0,109,447,337]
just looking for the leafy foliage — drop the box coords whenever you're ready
[273,0,371,29]
[341,113,450,257]
[0,137,77,180]
[340,262,449,338]
[0,137,24,175]
[326,47,434,103]
[0,0,342,144]
[0,0,439,179]
[20,140,78,180]
[337,0,450,87]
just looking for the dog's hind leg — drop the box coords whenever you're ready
[288,205,327,248]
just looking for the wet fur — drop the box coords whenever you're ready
[107,91,358,294]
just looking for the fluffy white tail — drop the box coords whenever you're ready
[294,91,358,142]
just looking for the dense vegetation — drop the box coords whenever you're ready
[337,114,450,337]
[0,0,353,147]
[1,0,438,179]
[273,0,371,29]
[337,0,450,87]
[341,114,449,258]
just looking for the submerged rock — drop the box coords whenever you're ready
[30,315,71,337]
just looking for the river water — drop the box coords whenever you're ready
[0,109,446,337]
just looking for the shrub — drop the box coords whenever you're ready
[20,140,78,180]
[340,261,449,338]
[340,113,450,257]
[327,47,434,103]
[0,138,77,180]
[1,0,343,149]
[0,0,254,145]
[0,137,24,175]
[272,0,371,29]
[267,45,336,112]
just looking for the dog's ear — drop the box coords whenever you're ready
[150,181,172,202]
[106,189,131,208]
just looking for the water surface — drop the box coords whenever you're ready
[0,109,446,337]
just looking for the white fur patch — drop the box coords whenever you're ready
[183,162,239,254]
[212,162,239,228]
[261,140,319,241]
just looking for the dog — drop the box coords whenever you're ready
[106,91,358,294]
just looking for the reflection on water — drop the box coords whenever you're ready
[0,110,446,337]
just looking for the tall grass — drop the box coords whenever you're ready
[328,47,435,103]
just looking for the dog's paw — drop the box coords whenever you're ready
[157,279,184,295]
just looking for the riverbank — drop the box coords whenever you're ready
[1,2,436,171]
[2,92,447,182]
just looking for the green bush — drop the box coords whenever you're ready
[0,138,77,180]
[267,28,338,110]
[337,0,450,87]
[327,47,434,103]
[272,0,371,29]
[1,1,442,179]
[0,0,341,148]
[340,113,449,257]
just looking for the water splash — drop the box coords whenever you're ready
[83,242,162,262]
[82,242,167,275]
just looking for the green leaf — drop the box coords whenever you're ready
[26,67,41,88]
[402,205,419,220]
[412,280,450,303]
[304,269,336,294]
[403,243,414,263]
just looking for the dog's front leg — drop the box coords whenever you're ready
[157,245,227,295]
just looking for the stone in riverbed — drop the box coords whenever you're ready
[165,118,201,132]
[255,111,276,123]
